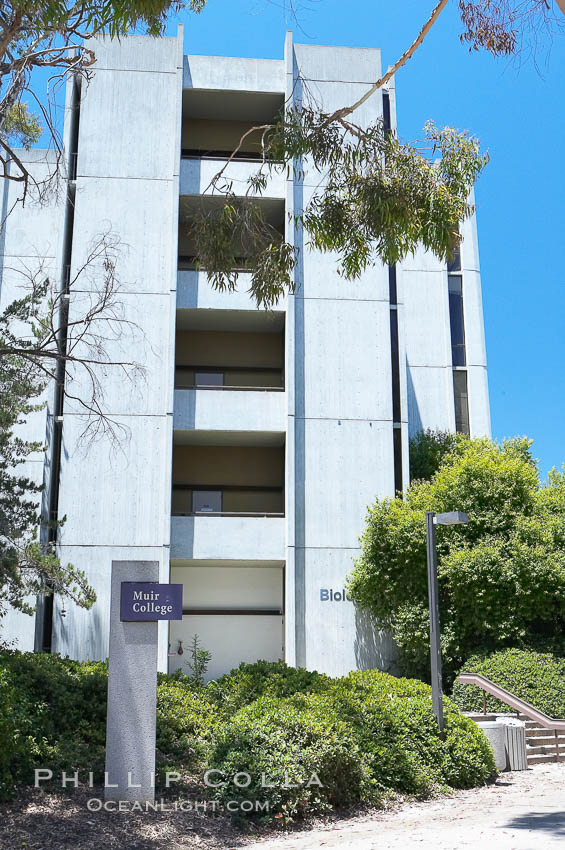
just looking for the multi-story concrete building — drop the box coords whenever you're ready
[0,28,490,679]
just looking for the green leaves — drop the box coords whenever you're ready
[189,108,488,307]
[348,433,565,683]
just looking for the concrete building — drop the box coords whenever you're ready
[0,29,490,679]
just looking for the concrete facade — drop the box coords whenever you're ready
[0,29,490,678]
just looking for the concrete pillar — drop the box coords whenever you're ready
[105,560,159,803]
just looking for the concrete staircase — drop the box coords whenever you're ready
[466,712,565,766]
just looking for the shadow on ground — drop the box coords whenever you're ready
[501,811,565,840]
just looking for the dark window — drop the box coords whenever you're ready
[388,265,397,305]
[448,275,466,367]
[447,243,461,272]
[390,310,401,423]
[453,371,470,435]
[382,91,391,135]
[195,372,224,387]
[393,427,403,494]
[193,490,223,513]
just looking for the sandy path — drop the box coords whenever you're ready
[245,763,565,850]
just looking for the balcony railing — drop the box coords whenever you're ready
[181,148,265,164]
[178,255,251,272]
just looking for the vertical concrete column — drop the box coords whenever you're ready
[105,560,159,803]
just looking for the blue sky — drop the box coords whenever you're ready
[162,0,564,478]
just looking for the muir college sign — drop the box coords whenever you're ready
[120,582,182,621]
[105,562,183,804]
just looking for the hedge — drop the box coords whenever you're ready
[0,651,496,818]
[452,648,565,717]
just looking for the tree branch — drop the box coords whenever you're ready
[325,0,449,124]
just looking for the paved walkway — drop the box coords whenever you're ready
[245,763,565,850]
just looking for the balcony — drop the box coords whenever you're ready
[179,157,285,200]
[177,270,287,312]
[170,514,285,561]
[174,387,285,434]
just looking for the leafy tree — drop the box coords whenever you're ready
[347,435,565,684]
[409,428,464,482]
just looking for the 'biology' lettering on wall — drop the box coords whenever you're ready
[320,588,351,602]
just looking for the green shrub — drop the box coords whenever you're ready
[207,659,330,717]
[209,669,495,821]
[452,648,565,717]
[0,653,495,818]
[156,678,216,770]
[209,692,374,821]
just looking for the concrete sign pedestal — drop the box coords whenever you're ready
[105,560,159,803]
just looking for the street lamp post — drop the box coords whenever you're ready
[425,510,469,735]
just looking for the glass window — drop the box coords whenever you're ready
[447,243,461,272]
[390,311,401,423]
[453,371,470,435]
[193,490,222,513]
[388,265,397,305]
[195,372,224,387]
[448,275,466,367]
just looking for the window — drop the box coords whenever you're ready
[193,490,222,513]
[388,265,397,305]
[390,310,401,423]
[195,372,224,387]
[447,243,461,272]
[448,275,466,367]
[453,371,470,435]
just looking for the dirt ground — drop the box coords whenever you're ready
[1,764,564,850]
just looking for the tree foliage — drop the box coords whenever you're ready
[0,0,206,189]
[348,434,565,683]
[191,113,488,308]
[0,293,95,620]
[409,427,463,482]
[0,233,143,621]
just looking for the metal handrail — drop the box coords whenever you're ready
[458,672,565,731]
[172,511,284,518]
[175,385,284,392]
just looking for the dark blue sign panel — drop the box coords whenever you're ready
[120,582,183,621]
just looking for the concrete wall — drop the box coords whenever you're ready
[284,35,399,676]
[52,30,184,667]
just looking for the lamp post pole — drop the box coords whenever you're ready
[425,510,444,734]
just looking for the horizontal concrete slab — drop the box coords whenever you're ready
[173,388,286,434]
[171,515,285,561]
[179,157,285,198]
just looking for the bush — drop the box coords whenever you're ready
[209,669,495,821]
[207,659,330,716]
[0,652,495,819]
[348,435,565,683]
[210,693,374,821]
[452,648,565,717]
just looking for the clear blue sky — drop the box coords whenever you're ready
[161,0,564,478]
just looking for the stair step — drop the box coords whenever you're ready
[526,736,565,746]
[527,753,562,765]
[525,728,564,738]
[527,741,565,752]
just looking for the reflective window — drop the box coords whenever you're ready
[195,372,224,387]
[448,275,466,367]
[193,490,222,513]
[453,371,470,435]
[447,243,461,272]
